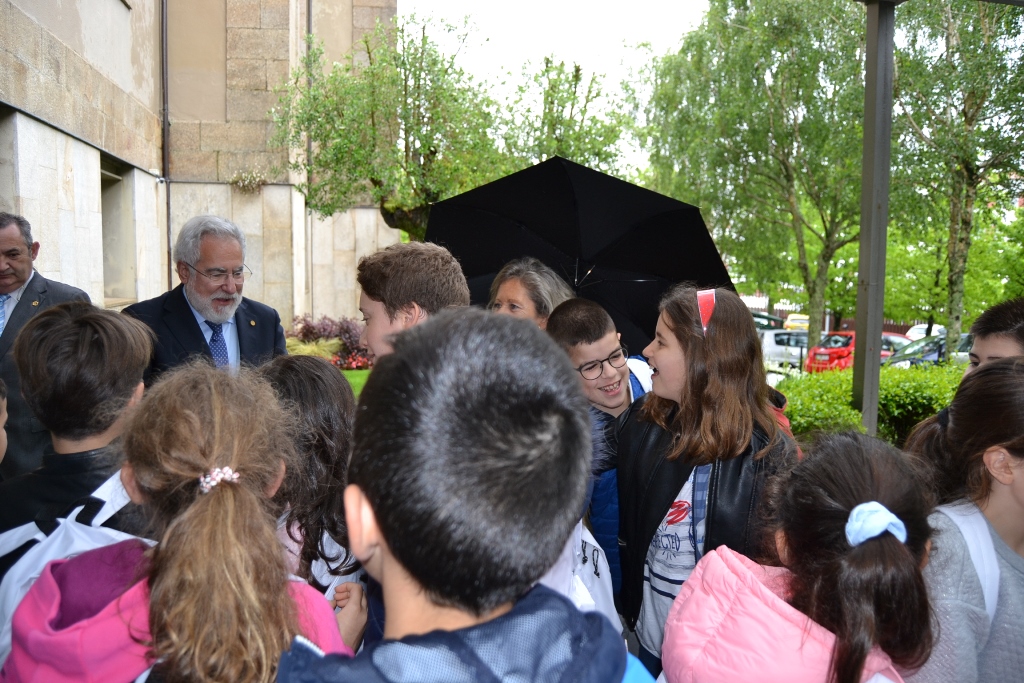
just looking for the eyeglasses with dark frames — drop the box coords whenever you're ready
[574,345,629,380]
[184,262,253,285]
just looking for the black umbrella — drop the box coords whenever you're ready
[425,156,733,352]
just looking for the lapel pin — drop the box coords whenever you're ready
[31,301,39,306]
[250,320,256,326]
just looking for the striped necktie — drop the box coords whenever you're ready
[0,294,12,337]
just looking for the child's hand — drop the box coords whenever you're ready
[334,582,368,652]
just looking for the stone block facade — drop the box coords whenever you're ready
[0,0,162,173]
[0,111,166,306]
[1,0,400,327]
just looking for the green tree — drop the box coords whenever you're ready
[273,19,507,240]
[639,0,867,347]
[502,57,624,171]
[1002,209,1024,300]
[894,0,1024,351]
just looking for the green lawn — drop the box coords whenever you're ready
[342,369,371,398]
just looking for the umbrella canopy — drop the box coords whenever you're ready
[425,156,733,351]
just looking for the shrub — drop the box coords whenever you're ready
[285,338,342,358]
[776,370,864,437]
[288,315,373,369]
[291,314,346,343]
[876,363,963,446]
[776,363,964,446]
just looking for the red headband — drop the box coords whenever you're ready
[697,289,716,336]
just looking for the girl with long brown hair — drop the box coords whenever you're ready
[615,284,796,677]
[903,357,1024,683]
[3,364,358,683]
[260,355,360,593]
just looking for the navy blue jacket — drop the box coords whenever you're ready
[277,586,653,683]
[123,285,286,384]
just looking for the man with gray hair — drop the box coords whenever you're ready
[124,215,286,384]
[0,212,89,479]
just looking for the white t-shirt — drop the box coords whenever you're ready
[637,470,704,656]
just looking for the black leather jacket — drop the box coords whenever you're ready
[614,393,795,628]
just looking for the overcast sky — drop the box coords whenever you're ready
[400,1,709,86]
[399,1,710,169]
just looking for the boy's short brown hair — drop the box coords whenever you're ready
[357,242,470,319]
[546,298,616,352]
[970,296,1024,348]
[14,301,153,439]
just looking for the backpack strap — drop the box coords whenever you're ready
[936,503,999,624]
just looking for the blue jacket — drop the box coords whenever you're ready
[587,365,647,598]
[277,585,653,683]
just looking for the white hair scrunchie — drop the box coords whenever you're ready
[199,466,240,494]
[845,501,907,547]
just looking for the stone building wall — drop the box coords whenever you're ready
[0,0,399,326]
[0,0,163,174]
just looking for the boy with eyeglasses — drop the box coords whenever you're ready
[546,298,652,603]
[547,298,652,419]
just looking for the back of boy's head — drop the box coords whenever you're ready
[970,296,1024,348]
[13,301,153,440]
[357,242,470,319]
[546,298,616,352]
[766,431,934,683]
[350,308,592,614]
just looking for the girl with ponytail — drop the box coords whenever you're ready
[3,364,358,683]
[903,357,1024,683]
[661,431,934,683]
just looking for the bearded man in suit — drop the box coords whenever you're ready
[124,215,286,385]
[0,212,90,480]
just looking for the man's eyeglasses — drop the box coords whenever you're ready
[185,263,253,285]
[575,346,628,380]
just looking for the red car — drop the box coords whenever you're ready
[804,331,911,373]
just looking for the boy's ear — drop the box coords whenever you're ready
[127,382,145,408]
[345,484,384,570]
[120,463,145,504]
[983,446,1017,486]
[398,302,428,330]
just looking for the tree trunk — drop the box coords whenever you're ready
[945,170,975,353]
[379,203,431,241]
[805,255,832,354]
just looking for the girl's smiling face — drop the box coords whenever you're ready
[643,312,687,403]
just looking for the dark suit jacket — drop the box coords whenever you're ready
[123,285,287,386]
[0,273,90,480]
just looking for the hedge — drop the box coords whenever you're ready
[776,363,964,446]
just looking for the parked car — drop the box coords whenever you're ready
[885,333,973,368]
[761,330,809,367]
[804,331,911,373]
[905,323,947,341]
[751,311,786,330]
[784,313,809,330]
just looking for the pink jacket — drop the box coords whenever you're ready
[2,542,351,683]
[661,547,903,683]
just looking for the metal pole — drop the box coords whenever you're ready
[161,0,172,291]
[852,1,899,434]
